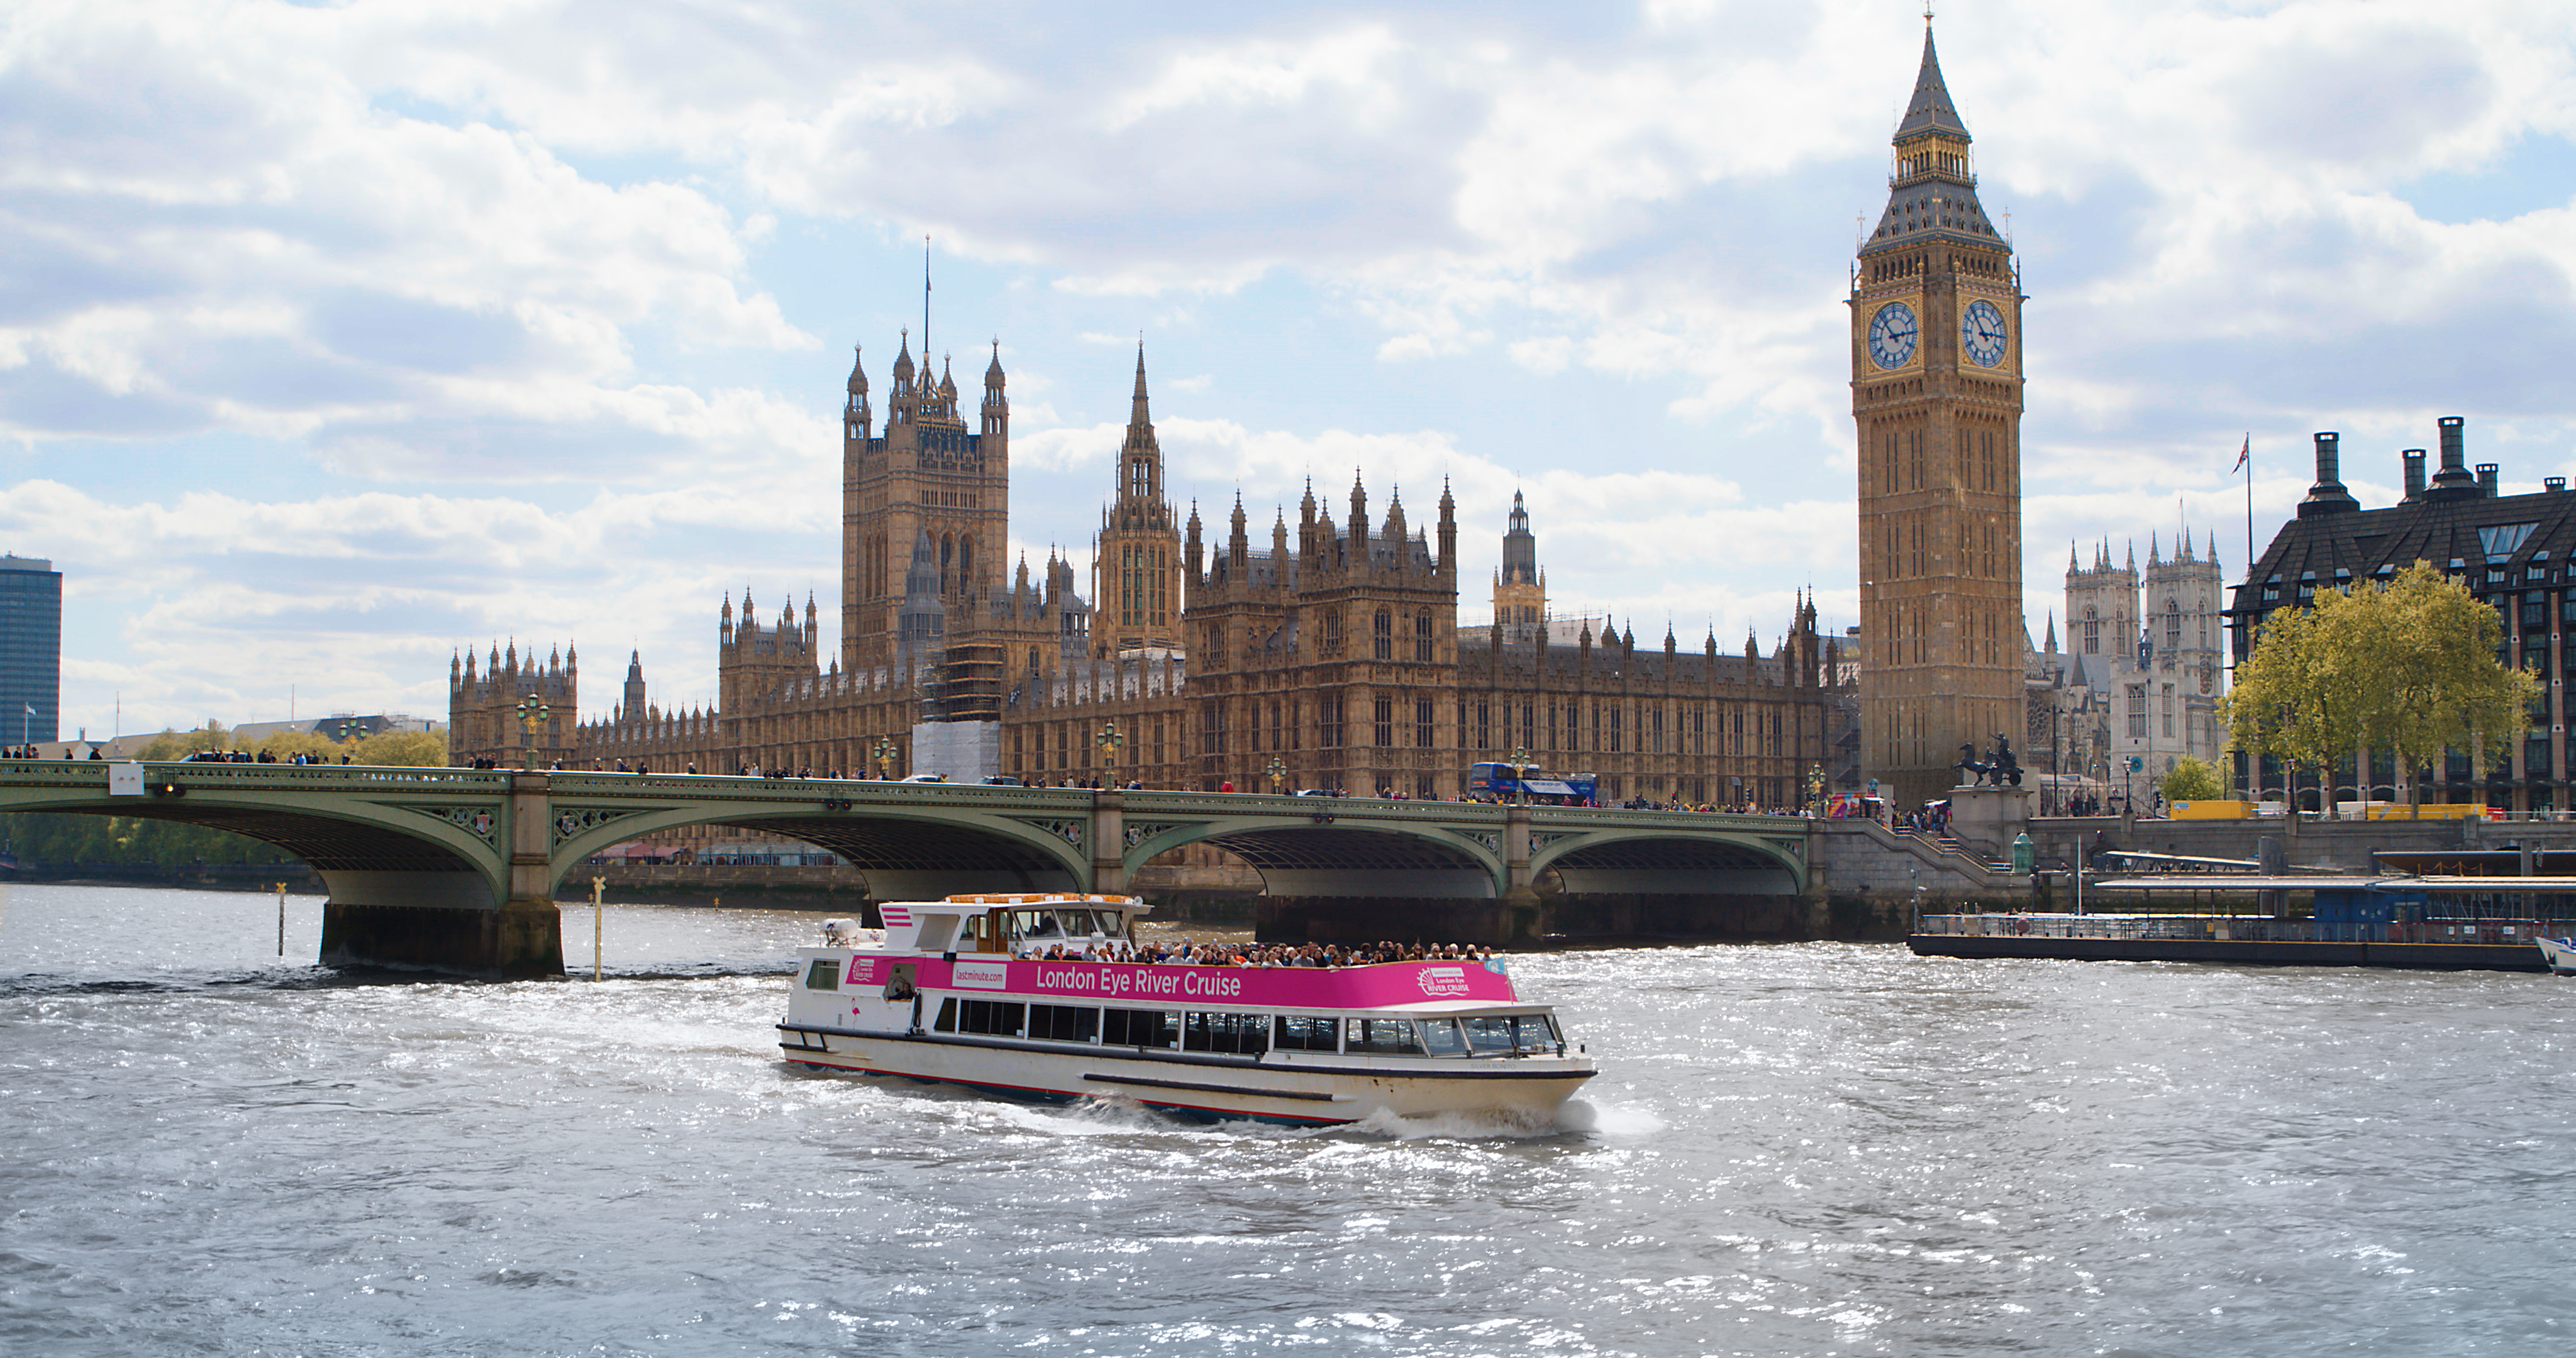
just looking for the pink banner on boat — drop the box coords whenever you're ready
[911,958,1521,1008]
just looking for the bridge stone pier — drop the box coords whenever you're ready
[0,761,1815,974]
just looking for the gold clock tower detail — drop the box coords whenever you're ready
[1853,21,2024,810]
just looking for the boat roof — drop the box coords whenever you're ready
[2090,875,2576,893]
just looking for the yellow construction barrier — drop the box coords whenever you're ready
[2169,800,2251,820]
[2365,802,2489,820]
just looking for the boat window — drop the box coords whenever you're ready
[1052,909,1100,937]
[914,915,958,953]
[1274,1015,1338,1052]
[1509,1014,1560,1052]
[1462,1016,1514,1054]
[933,997,957,1032]
[1028,1003,1100,1043]
[1182,1012,1269,1055]
[1102,1007,1179,1049]
[1345,1017,1426,1056]
[953,999,1025,1038]
[1416,1018,1469,1057]
[1016,910,1061,940]
[803,959,841,991]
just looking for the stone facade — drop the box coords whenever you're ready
[448,641,577,768]
[1852,25,2028,811]
[451,321,1849,824]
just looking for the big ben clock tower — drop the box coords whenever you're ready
[1853,20,2025,811]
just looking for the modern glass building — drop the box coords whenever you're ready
[0,554,62,744]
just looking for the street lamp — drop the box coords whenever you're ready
[515,693,550,771]
[872,737,896,780]
[1096,720,1124,783]
[1809,763,1824,819]
[1264,756,1287,794]
[1508,744,1531,805]
[334,718,363,763]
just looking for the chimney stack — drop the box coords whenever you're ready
[2298,431,2359,517]
[2478,463,2500,498]
[2402,449,2427,499]
[2426,416,2480,500]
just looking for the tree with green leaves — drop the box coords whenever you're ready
[2226,561,2536,814]
[352,729,446,766]
[2158,756,2224,805]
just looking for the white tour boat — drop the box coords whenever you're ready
[2540,936,2576,976]
[777,893,1596,1125]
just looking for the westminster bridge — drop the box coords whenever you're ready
[0,761,1810,976]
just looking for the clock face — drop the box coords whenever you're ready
[1962,298,2009,368]
[1867,301,1918,370]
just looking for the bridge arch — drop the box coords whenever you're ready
[1529,827,1805,896]
[0,771,513,907]
[1123,814,1507,899]
[547,800,1092,899]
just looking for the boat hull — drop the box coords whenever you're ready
[2541,937,2576,976]
[779,1025,1594,1126]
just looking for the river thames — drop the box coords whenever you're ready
[2,883,2569,1355]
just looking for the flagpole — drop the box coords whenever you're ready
[2242,433,2254,575]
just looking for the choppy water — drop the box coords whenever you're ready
[2,883,2571,1357]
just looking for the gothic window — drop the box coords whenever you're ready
[1414,613,1433,663]
[1323,612,1342,653]
[1608,706,1623,754]
[1522,704,1536,754]
[1373,698,1393,748]
[1418,700,1435,748]
[1270,700,1283,753]
[1652,706,1665,754]
[939,535,953,595]
[1374,609,1392,661]
[960,538,973,591]
[2084,607,2100,654]
[1203,701,1226,754]
[2161,684,2175,737]
[2125,685,2148,738]
[1128,457,1148,499]
[1475,702,1490,751]
[1320,698,1343,748]
[1909,429,1923,489]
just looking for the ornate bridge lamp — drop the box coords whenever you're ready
[1096,720,1124,785]
[1264,756,1287,795]
[1509,744,1532,805]
[1808,763,1826,819]
[333,718,364,761]
[516,694,550,771]
[872,737,896,780]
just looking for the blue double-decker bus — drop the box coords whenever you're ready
[1467,763,1597,805]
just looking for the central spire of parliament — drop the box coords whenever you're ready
[1852,18,2028,810]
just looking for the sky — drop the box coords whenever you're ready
[4,0,2574,738]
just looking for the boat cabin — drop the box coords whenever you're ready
[875,893,1150,957]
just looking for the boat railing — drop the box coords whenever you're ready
[1918,913,2576,944]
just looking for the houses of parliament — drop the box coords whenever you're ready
[443,28,2086,815]
[450,329,1845,807]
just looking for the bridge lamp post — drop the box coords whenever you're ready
[1096,720,1124,785]
[516,694,550,772]
[872,737,896,780]
[1264,756,1286,795]
[1809,763,1824,819]
[334,719,363,761]
[1509,744,1531,805]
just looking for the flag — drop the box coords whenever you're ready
[2231,435,2249,475]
